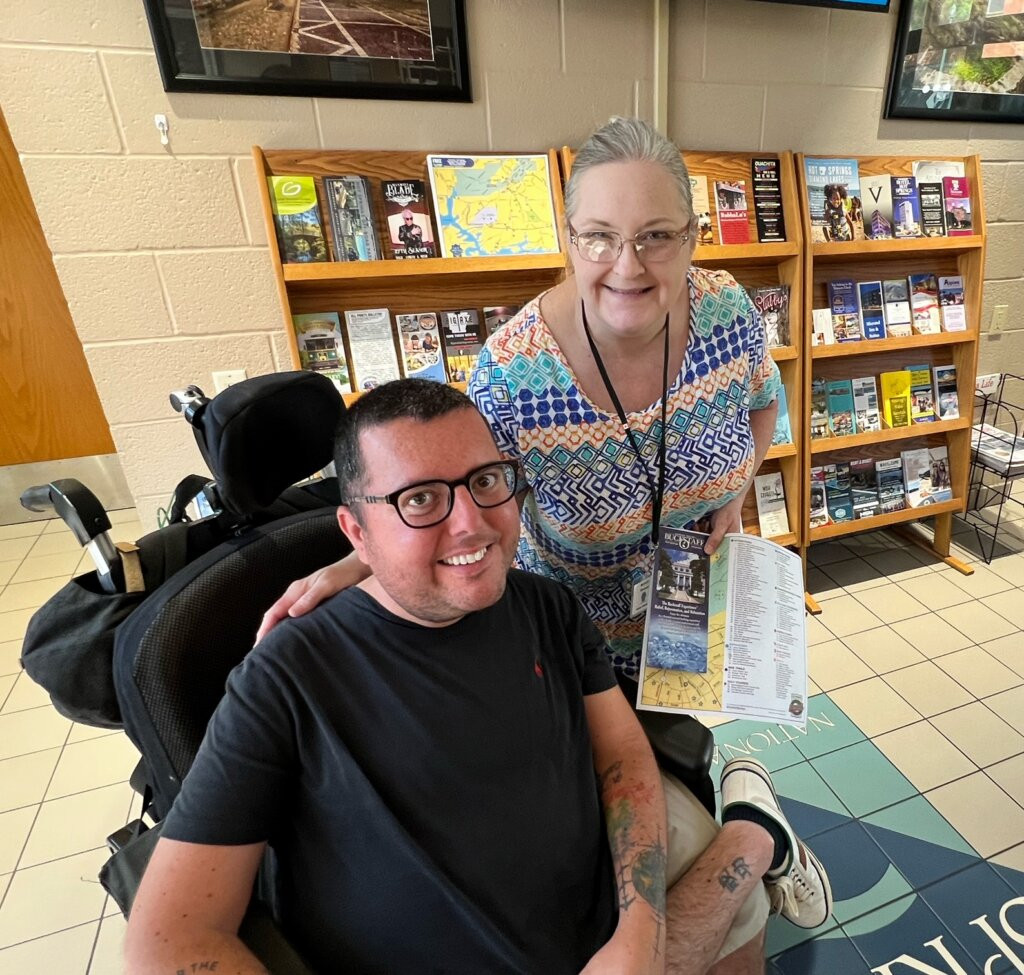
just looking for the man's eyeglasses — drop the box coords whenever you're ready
[568,224,690,264]
[345,461,520,529]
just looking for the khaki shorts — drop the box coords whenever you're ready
[664,771,771,961]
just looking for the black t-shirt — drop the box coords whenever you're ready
[163,570,618,974]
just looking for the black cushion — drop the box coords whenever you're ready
[194,372,343,516]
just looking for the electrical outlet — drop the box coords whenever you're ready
[991,305,1009,334]
[212,369,248,393]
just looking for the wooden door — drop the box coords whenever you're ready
[0,107,114,465]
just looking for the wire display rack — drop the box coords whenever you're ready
[963,374,1024,563]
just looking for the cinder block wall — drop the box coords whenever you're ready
[1,1,1021,527]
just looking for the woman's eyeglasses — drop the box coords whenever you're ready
[345,461,520,529]
[568,225,690,264]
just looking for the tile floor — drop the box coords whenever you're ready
[1,508,1024,972]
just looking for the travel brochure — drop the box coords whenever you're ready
[637,530,807,727]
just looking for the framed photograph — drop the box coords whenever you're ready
[885,0,1024,123]
[142,0,470,102]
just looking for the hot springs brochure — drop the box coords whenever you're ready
[637,529,807,727]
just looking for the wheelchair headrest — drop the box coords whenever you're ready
[193,372,344,516]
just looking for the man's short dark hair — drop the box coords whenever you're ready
[335,379,480,505]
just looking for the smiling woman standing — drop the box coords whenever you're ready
[470,116,781,676]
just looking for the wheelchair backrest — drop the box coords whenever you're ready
[114,508,352,820]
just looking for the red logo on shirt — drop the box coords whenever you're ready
[534,658,544,678]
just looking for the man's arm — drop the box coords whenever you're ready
[581,686,667,975]
[124,837,268,975]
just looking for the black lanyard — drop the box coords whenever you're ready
[580,301,670,545]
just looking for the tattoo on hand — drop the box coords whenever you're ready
[718,857,753,893]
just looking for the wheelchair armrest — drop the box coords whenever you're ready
[616,672,715,779]
[240,901,317,975]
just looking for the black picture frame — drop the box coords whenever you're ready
[885,0,1024,123]
[142,0,470,102]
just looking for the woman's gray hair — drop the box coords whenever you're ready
[565,117,694,223]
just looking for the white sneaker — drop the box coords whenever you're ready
[720,757,833,929]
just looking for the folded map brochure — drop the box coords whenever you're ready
[637,529,807,727]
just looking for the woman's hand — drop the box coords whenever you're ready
[255,554,369,643]
[704,494,745,555]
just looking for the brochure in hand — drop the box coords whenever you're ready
[637,529,807,727]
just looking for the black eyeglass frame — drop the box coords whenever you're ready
[345,460,522,529]
[567,223,692,263]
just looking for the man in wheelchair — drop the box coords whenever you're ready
[125,380,827,974]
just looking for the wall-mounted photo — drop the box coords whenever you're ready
[143,0,470,101]
[885,0,1024,122]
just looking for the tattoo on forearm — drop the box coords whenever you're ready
[598,761,667,923]
[176,963,219,973]
[718,857,753,894]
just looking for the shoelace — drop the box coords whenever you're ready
[768,859,816,918]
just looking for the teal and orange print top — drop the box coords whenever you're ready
[469,266,782,676]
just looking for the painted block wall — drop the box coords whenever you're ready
[0,0,1020,525]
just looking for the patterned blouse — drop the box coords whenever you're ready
[469,266,782,676]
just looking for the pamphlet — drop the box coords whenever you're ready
[637,530,807,726]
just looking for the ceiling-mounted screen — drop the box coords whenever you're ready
[754,0,891,11]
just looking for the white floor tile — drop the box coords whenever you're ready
[46,735,140,801]
[66,723,121,745]
[931,702,1024,768]
[0,609,35,644]
[9,552,81,585]
[935,647,1024,699]
[853,586,930,625]
[804,612,833,647]
[863,548,935,581]
[890,613,974,658]
[807,541,856,566]
[0,577,65,614]
[805,566,844,601]
[988,554,1024,588]
[0,537,37,563]
[0,806,36,874]
[0,522,47,541]
[20,785,134,869]
[0,920,95,974]
[896,573,975,611]
[874,720,976,792]
[88,911,126,975]
[0,848,109,948]
[0,748,61,813]
[817,557,888,593]
[937,602,1018,644]
[1,672,55,714]
[27,532,85,557]
[816,594,882,638]
[843,626,926,674]
[883,661,974,717]
[0,640,22,678]
[928,772,1024,858]
[829,677,921,738]
[808,639,873,691]
[980,589,1024,630]
[943,562,1017,599]
[0,707,71,762]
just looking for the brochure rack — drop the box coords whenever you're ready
[964,375,1024,563]
[559,148,805,550]
[796,153,986,608]
[253,146,569,403]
